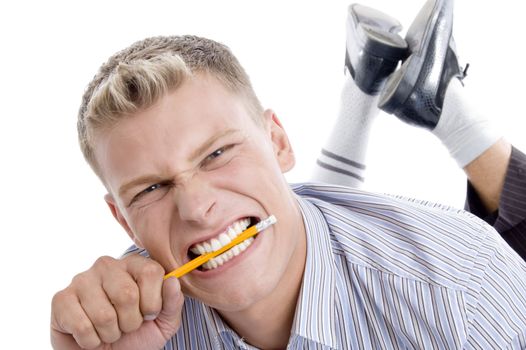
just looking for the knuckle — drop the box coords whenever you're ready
[51,289,69,308]
[140,262,164,278]
[91,307,117,328]
[72,319,93,337]
[71,273,88,287]
[72,320,98,347]
[94,255,117,269]
[113,283,139,306]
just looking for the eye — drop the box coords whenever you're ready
[143,183,163,194]
[130,182,172,207]
[202,144,235,169]
[206,147,226,162]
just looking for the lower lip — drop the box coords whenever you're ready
[190,230,265,278]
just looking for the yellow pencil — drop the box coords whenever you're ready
[164,215,277,279]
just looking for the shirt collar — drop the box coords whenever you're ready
[200,301,258,349]
[290,194,338,349]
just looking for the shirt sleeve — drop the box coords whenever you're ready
[465,146,526,260]
[465,181,498,226]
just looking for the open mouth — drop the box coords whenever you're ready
[188,216,260,271]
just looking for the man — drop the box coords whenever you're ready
[313,1,526,259]
[51,0,526,348]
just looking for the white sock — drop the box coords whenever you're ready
[432,79,501,168]
[311,69,379,188]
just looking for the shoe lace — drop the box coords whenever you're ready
[458,63,469,86]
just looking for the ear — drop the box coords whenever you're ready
[264,109,295,172]
[104,193,144,248]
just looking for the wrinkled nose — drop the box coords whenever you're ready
[175,175,216,224]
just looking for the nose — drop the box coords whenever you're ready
[175,174,216,224]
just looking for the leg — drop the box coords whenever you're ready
[378,0,502,211]
[332,0,525,259]
[311,4,407,187]
[464,139,512,213]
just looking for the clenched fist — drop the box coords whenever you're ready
[51,254,183,349]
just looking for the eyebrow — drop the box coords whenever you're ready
[189,128,239,162]
[118,175,167,199]
[118,128,240,198]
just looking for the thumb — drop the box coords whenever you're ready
[112,277,184,350]
[155,277,184,338]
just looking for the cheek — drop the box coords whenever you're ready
[217,152,285,192]
[127,202,176,259]
[212,155,290,219]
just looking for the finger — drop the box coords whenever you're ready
[50,329,83,350]
[106,278,183,350]
[155,277,184,339]
[51,289,101,349]
[76,283,122,344]
[124,255,164,320]
[100,267,143,334]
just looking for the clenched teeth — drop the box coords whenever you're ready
[189,218,257,270]
[201,237,254,270]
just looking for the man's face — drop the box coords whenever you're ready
[94,73,306,313]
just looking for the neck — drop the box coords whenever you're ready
[220,202,307,349]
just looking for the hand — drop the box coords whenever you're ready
[51,254,183,349]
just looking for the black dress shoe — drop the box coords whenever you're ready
[346,3,408,95]
[378,0,466,129]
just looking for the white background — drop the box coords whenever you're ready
[1,0,524,347]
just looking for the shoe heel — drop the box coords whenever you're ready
[349,4,408,59]
[347,4,408,94]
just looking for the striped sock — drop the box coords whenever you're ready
[311,70,379,188]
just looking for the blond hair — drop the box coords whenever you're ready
[78,35,264,178]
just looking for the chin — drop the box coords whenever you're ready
[191,273,279,313]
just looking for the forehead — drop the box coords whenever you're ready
[94,74,260,192]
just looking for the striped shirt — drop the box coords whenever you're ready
[128,183,526,349]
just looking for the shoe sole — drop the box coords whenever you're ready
[378,0,452,116]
